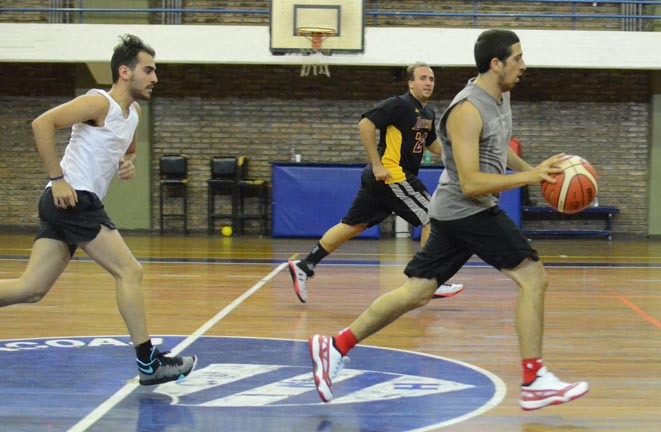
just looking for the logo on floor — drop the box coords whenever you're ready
[0,336,505,431]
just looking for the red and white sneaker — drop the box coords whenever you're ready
[520,367,589,410]
[308,334,348,402]
[433,283,464,298]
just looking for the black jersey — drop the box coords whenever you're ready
[362,92,437,184]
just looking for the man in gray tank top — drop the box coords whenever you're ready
[307,29,589,411]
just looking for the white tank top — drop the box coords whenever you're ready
[50,89,139,200]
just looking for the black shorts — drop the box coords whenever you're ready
[35,188,116,256]
[341,166,431,228]
[404,206,539,284]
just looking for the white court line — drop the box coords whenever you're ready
[67,262,288,432]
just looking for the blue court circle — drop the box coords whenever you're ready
[0,336,506,431]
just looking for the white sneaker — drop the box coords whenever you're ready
[308,334,348,402]
[288,260,311,303]
[520,367,589,410]
[433,283,464,298]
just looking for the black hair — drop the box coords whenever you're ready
[474,29,520,74]
[110,34,156,83]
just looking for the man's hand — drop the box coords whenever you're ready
[118,157,136,180]
[533,153,566,184]
[51,179,78,208]
[372,164,392,182]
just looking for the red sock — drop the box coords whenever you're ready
[521,357,544,385]
[333,327,358,356]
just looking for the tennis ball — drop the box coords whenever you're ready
[221,226,232,237]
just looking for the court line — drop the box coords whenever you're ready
[4,254,661,268]
[66,262,287,432]
[615,294,661,330]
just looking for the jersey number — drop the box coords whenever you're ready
[413,132,428,154]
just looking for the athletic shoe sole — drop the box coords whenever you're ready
[433,285,465,298]
[308,335,332,402]
[139,355,198,386]
[288,260,307,303]
[520,382,589,410]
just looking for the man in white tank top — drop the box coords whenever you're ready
[0,34,196,386]
[307,29,588,411]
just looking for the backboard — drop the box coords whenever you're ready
[270,0,364,54]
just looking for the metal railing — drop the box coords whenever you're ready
[0,0,659,31]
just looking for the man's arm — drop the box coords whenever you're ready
[118,141,137,181]
[118,104,140,180]
[507,147,533,172]
[426,138,443,157]
[448,101,562,197]
[359,117,391,182]
[32,94,109,207]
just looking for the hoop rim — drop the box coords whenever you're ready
[295,27,337,37]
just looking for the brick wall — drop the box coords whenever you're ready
[2,1,653,30]
[180,0,652,31]
[0,62,651,236]
[0,63,75,229]
[0,0,50,22]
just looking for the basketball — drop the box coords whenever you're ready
[221,226,233,237]
[541,155,598,214]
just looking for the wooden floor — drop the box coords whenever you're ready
[1,232,660,431]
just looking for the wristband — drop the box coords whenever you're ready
[49,175,64,181]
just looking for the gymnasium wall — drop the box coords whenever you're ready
[0,1,657,236]
[0,62,650,236]
[1,0,653,31]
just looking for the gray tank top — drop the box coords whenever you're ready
[429,78,512,220]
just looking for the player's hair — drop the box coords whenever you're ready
[406,62,431,81]
[110,34,156,83]
[474,29,520,74]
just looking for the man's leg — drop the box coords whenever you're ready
[416,224,464,299]
[502,257,547,358]
[79,226,147,344]
[503,258,588,410]
[419,223,431,247]
[349,277,437,339]
[318,222,368,254]
[80,226,197,385]
[309,277,437,402]
[289,222,367,303]
[0,238,70,306]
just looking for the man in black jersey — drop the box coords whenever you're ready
[288,62,464,303]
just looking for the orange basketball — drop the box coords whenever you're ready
[541,155,598,214]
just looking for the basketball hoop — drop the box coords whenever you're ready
[296,27,336,78]
[296,26,336,49]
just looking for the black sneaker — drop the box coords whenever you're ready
[137,347,197,386]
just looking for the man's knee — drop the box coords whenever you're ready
[507,259,548,294]
[405,278,438,308]
[117,260,143,284]
[20,282,51,303]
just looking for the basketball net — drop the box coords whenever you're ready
[296,28,335,78]
[299,48,332,77]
